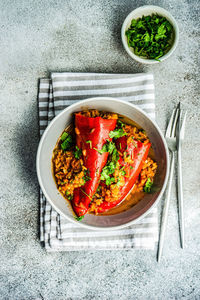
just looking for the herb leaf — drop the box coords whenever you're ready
[100,148,119,185]
[83,169,91,183]
[144,178,153,193]
[74,146,82,159]
[125,14,173,60]
[109,128,127,139]
[96,141,116,155]
[65,191,73,200]
[75,215,84,221]
[117,120,125,128]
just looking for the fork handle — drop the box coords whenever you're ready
[177,146,185,248]
[157,151,175,262]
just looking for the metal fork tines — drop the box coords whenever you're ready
[157,103,181,262]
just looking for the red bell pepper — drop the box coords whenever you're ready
[95,137,151,213]
[72,113,117,216]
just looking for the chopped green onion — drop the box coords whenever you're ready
[61,133,73,151]
[75,215,84,221]
[60,131,68,141]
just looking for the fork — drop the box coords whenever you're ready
[157,103,180,262]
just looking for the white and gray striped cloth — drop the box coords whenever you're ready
[38,72,158,251]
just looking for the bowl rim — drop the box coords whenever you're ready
[121,5,179,64]
[36,97,170,231]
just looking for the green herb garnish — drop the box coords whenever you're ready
[116,178,122,187]
[60,131,68,141]
[144,178,153,193]
[75,215,84,221]
[66,191,73,200]
[125,14,173,60]
[95,141,116,155]
[97,185,101,192]
[74,146,82,159]
[100,147,119,185]
[112,148,119,164]
[100,162,116,185]
[86,140,92,149]
[117,120,125,128]
[80,188,92,200]
[61,133,73,151]
[109,128,127,139]
[83,169,91,183]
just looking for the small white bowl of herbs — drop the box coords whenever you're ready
[121,5,179,64]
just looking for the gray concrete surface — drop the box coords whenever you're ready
[0,0,200,299]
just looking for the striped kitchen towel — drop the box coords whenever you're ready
[38,72,158,251]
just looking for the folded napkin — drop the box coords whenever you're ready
[38,72,158,251]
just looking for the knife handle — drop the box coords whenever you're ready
[177,146,185,248]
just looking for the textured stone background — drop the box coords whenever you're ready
[0,0,200,299]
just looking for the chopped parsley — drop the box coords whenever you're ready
[117,120,125,128]
[100,146,119,185]
[100,162,116,185]
[83,169,91,183]
[144,178,153,193]
[121,170,126,176]
[97,185,101,192]
[75,215,84,221]
[66,191,73,200]
[61,133,73,151]
[112,148,119,163]
[74,146,82,159]
[125,14,173,60]
[109,128,127,139]
[86,140,92,149]
[95,141,116,155]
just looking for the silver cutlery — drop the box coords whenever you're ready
[177,109,187,249]
[157,103,187,262]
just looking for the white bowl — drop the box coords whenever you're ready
[121,5,179,64]
[36,97,169,230]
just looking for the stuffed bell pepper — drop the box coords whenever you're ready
[52,110,157,220]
